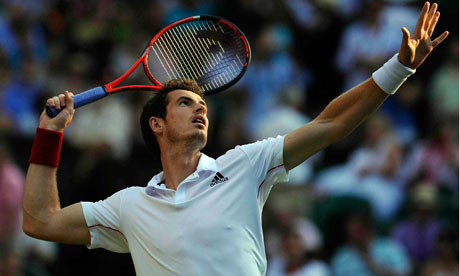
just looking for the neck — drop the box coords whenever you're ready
[160,143,201,190]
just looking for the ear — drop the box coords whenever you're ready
[149,117,164,135]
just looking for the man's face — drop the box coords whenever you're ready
[162,89,208,150]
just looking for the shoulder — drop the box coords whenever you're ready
[237,135,285,155]
[217,136,285,161]
[89,186,144,205]
[118,186,148,201]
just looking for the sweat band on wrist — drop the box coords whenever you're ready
[372,54,416,95]
[29,128,64,167]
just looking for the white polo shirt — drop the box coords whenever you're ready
[81,135,289,276]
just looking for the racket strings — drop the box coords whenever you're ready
[150,22,204,80]
[162,21,223,82]
[147,19,248,93]
[174,24,213,78]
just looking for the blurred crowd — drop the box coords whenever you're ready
[0,0,458,275]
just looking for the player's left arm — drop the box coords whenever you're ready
[283,2,448,171]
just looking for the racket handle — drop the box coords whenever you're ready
[45,86,108,117]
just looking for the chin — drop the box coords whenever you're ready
[188,132,207,151]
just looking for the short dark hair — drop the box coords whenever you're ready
[140,79,205,153]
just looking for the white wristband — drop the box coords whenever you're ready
[372,54,416,95]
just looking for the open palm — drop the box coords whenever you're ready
[398,2,449,69]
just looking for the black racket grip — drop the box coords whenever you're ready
[46,86,108,117]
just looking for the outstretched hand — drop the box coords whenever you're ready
[398,2,449,69]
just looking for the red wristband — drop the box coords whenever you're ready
[29,128,64,167]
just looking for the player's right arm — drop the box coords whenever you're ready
[23,91,91,245]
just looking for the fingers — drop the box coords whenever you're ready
[46,91,75,110]
[64,91,75,111]
[414,2,430,36]
[427,11,440,37]
[47,95,62,110]
[432,31,449,48]
[424,3,438,31]
[59,94,66,108]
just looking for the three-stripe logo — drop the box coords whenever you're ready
[210,172,228,187]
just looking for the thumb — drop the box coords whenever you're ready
[399,27,414,66]
[401,27,410,46]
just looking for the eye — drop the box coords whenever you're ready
[179,100,188,106]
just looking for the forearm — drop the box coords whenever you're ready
[284,78,390,170]
[23,163,61,235]
[315,78,388,141]
[23,124,65,238]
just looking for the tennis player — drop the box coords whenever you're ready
[23,3,448,275]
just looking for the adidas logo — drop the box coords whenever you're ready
[210,172,228,187]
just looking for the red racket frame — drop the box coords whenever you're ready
[104,15,251,95]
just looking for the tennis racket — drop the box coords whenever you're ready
[46,15,251,117]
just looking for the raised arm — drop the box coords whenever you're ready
[23,92,91,244]
[284,2,448,171]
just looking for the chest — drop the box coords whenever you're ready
[120,170,260,256]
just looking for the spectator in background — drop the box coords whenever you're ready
[314,113,405,222]
[335,0,401,91]
[67,96,135,160]
[267,217,330,276]
[427,36,459,121]
[0,141,58,275]
[380,80,421,146]
[399,119,458,192]
[391,182,444,274]
[331,209,411,276]
[1,57,44,136]
[0,3,49,136]
[281,0,364,31]
[420,228,459,276]
[379,1,419,39]
[282,0,323,31]
[239,23,311,138]
[0,3,49,72]
[160,0,217,25]
[0,142,25,275]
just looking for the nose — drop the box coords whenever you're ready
[194,102,206,115]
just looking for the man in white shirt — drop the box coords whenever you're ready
[22,3,448,275]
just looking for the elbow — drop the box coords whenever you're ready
[22,222,49,241]
[22,220,37,238]
[22,216,39,238]
[22,211,46,240]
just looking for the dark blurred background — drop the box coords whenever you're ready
[0,0,458,275]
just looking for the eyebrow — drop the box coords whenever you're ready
[176,96,207,107]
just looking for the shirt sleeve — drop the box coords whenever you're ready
[81,189,129,253]
[237,135,289,203]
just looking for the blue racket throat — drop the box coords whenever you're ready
[46,86,108,117]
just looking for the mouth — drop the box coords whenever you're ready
[192,116,206,127]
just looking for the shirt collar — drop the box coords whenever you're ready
[147,153,217,187]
